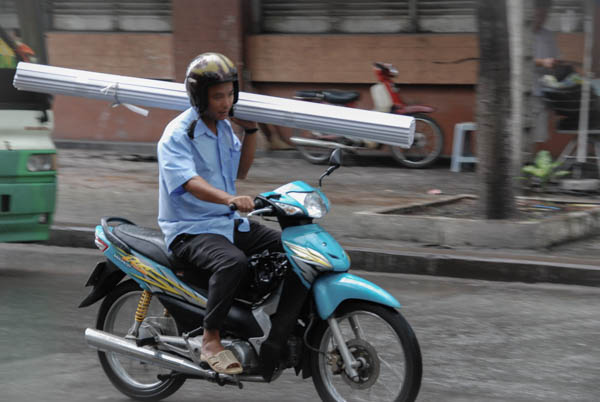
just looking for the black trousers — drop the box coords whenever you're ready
[170,220,281,331]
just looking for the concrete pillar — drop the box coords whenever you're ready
[592,0,600,76]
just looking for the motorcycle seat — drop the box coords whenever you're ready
[322,90,360,104]
[294,90,360,104]
[113,224,189,271]
[294,90,324,101]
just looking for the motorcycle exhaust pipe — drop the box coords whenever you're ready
[85,328,230,381]
[290,136,360,151]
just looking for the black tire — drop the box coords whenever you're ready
[293,128,339,165]
[311,301,422,402]
[96,280,185,401]
[391,113,444,168]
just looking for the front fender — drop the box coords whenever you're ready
[312,273,401,319]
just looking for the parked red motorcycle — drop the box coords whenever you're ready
[292,62,444,168]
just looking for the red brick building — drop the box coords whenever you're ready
[0,0,591,155]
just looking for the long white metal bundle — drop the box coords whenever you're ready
[13,62,414,148]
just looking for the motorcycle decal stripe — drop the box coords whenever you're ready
[113,249,207,307]
[283,241,332,269]
[144,269,202,303]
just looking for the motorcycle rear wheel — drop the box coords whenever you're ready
[390,113,444,168]
[311,301,422,402]
[96,280,185,401]
[293,128,341,165]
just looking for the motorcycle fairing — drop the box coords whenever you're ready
[281,224,350,288]
[312,273,401,319]
[96,226,207,308]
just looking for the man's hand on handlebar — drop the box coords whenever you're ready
[227,195,255,212]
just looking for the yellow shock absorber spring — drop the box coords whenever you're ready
[135,290,153,323]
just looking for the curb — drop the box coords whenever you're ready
[346,247,600,287]
[46,225,600,287]
[54,140,303,160]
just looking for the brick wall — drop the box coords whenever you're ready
[44,8,586,158]
[172,0,244,82]
[248,32,584,157]
[47,32,178,142]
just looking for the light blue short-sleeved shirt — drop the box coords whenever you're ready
[157,108,249,249]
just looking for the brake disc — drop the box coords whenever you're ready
[340,338,380,390]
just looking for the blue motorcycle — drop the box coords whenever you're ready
[79,149,422,402]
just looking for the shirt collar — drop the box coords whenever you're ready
[188,109,222,140]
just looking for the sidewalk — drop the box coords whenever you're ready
[47,143,600,287]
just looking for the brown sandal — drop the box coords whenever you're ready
[200,350,243,375]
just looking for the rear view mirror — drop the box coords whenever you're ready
[319,148,343,187]
[329,148,343,167]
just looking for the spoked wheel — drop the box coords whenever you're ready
[311,301,422,402]
[292,128,343,165]
[391,113,444,168]
[96,280,185,401]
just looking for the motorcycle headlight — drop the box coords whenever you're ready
[288,192,328,219]
[27,153,56,172]
[304,192,327,218]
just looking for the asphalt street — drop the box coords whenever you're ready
[1,243,599,402]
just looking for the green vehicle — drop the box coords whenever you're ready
[0,24,56,242]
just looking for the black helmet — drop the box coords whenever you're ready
[184,52,239,114]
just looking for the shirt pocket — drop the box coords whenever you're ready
[223,137,241,175]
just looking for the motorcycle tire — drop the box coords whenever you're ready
[293,128,340,165]
[310,301,422,402]
[390,113,444,168]
[96,280,186,401]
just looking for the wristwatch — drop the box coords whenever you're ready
[244,127,259,134]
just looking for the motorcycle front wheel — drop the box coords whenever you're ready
[311,301,422,402]
[96,280,185,401]
[390,113,444,168]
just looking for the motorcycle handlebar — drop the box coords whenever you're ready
[228,198,265,212]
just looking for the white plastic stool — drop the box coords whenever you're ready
[450,122,477,172]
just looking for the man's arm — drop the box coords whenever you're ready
[237,130,258,180]
[230,117,258,180]
[183,176,254,212]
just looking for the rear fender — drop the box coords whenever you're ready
[78,260,125,308]
[394,105,436,114]
[312,273,401,319]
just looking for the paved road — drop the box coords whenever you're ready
[1,243,599,401]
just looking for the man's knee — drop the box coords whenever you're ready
[218,252,248,275]
[209,252,249,294]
